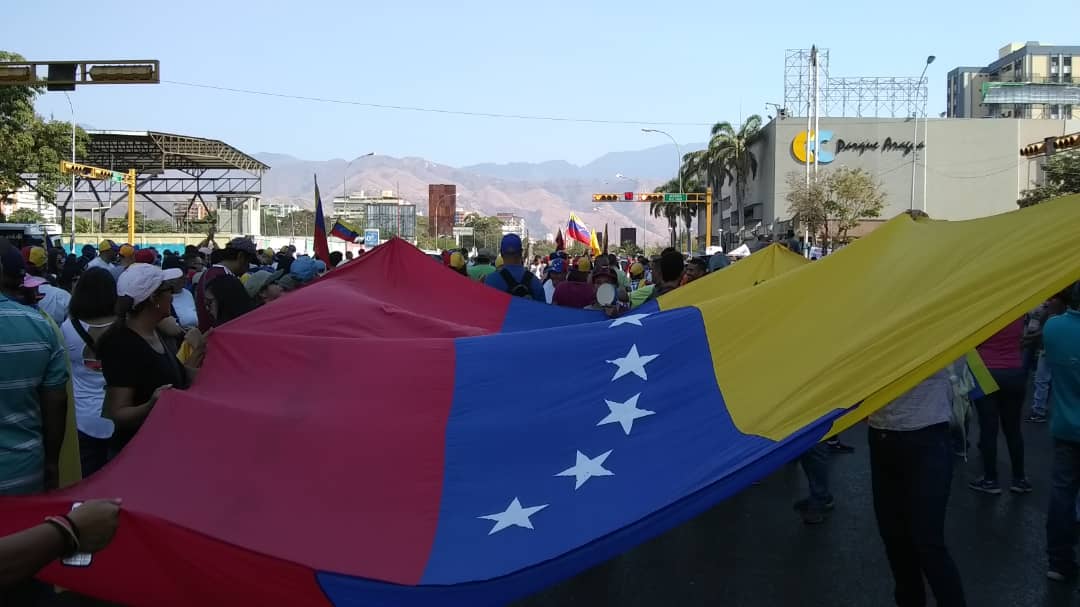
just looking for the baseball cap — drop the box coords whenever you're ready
[576,257,592,272]
[289,255,319,282]
[548,258,566,274]
[243,270,283,299]
[449,251,466,270]
[551,250,569,260]
[119,244,136,258]
[629,262,645,278]
[226,237,259,258]
[116,263,183,306]
[500,234,522,255]
[134,249,157,264]
[98,239,118,252]
[21,246,48,269]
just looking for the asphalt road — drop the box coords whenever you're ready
[516,422,1077,607]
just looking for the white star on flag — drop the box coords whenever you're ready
[556,450,614,489]
[598,393,655,435]
[606,344,660,381]
[608,313,651,328]
[478,498,549,535]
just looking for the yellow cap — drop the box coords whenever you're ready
[119,244,135,258]
[450,251,466,269]
[629,262,644,278]
[576,257,592,272]
[27,246,48,269]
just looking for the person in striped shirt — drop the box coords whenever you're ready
[0,240,68,496]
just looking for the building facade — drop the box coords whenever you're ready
[701,116,1080,244]
[948,42,1080,119]
[173,201,208,223]
[428,184,457,237]
[330,191,416,240]
[262,202,300,218]
[496,212,526,237]
[1,186,57,223]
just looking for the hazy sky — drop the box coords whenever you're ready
[8,0,1077,166]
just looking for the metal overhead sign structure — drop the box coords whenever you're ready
[590,188,717,249]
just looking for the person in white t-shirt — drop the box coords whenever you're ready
[86,240,122,280]
[23,246,70,325]
[542,258,567,304]
[60,267,118,477]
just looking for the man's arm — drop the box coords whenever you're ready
[38,323,69,491]
[37,387,66,490]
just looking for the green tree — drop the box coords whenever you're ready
[684,115,762,232]
[0,51,89,224]
[650,177,703,249]
[616,242,642,258]
[464,214,504,252]
[5,208,45,224]
[785,167,886,253]
[1018,151,1080,207]
[74,217,93,233]
[283,210,317,236]
[531,239,556,260]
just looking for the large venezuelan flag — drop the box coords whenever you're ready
[2,196,1079,607]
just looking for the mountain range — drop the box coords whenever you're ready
[255,142,705,242]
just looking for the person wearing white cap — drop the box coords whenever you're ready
[96,263,200,451]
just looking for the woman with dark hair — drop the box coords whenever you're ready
[97,264,201,451]
[60,268,118,477]
[205,275,255,326]
[57,254,81,292]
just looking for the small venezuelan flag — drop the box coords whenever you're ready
[331,219,361,243]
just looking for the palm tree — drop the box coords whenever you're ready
[650,179,680,248]
[683,115,763,234]
[651,176,703,250]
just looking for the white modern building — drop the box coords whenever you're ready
[1,186,58,222]
[262,202,301,218]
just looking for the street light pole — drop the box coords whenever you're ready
[910,55,935,211]
[64,92,75,251]
[343,152,375,198]
[616,172,644,249]
[642,129,683,251]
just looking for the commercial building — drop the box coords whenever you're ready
[330,190,416,240]
[947,42,1080,120]
[702,116,1080,244]
[496,212,526,237]
[428,184,457,237]
[173,201,208,223]
[262,202,300,218]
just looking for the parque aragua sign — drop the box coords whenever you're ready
[792,130,925,165]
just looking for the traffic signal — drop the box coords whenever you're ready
[638,193,664,203]
[60,161,124,182]
[592,193,619,202]
[624,192,634,201]
[1055,133,1080,151]
[1020,143,1045,157]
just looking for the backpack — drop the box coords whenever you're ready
[500,268,535,299]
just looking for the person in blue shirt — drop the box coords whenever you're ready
[1043,282,1080,583]
[483,234,545,301]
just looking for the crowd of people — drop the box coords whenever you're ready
[439,233,725,313]
[2,228,1080,607]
